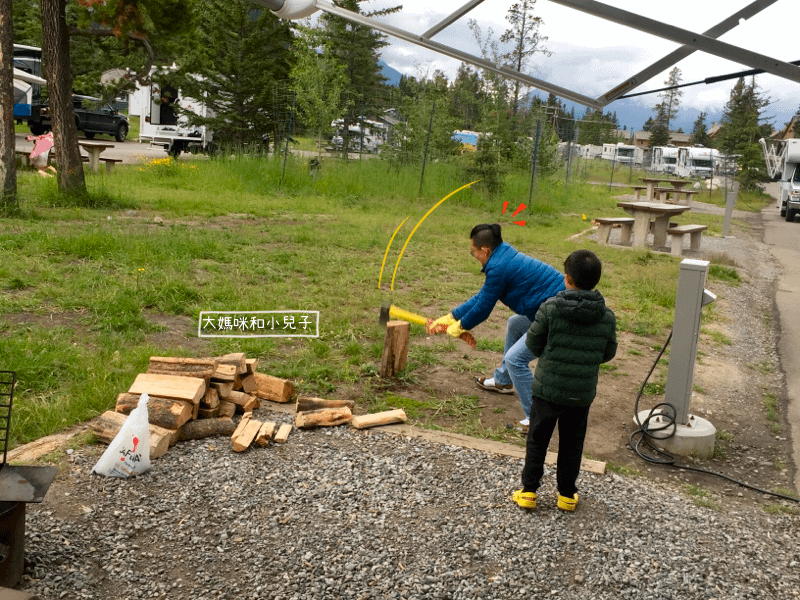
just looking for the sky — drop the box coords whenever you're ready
[351,0,800,133]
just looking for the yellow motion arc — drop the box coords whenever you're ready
[390,180,480,291]
[378,216,410,289]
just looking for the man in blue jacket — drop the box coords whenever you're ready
[431,223,565,428]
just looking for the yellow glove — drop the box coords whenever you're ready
[446,319,467,338]
[427,313,456,334]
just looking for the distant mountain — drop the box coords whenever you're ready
[379,60,403,87]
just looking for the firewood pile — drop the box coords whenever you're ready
[92,352,407,459]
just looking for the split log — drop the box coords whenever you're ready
[231,414,263,452]
[239,374,257,394]
[115,393,193,430]
[380,321,410,377]
[214,352,247,374]
[274,423,292,443]
[295,407,352,429]
[147,356,217,380]
[198,406,220,419]
[227,390,258,412]
[201,387,220,409]
[255,421,276,446]
[350,409,407,430]
[245,358,259,374]
[252,373,295,403]
[211,363,237,382]
[128,373,205,404]
[296,396,354,413]
[218,401,236,419]
[179,417,235,441]
[93,411,178,459]
[212,381,234,399]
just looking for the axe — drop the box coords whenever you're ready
[378,302,476,348]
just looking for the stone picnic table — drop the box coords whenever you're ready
[78,141,115,172]
[616,201,692,248]
[638,177,691,201]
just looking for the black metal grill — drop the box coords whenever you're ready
[0,370,15,468]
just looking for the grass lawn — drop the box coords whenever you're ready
[0,154,772,447]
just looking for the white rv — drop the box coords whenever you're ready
[602,142,643,166]
[676,146,714,178]
[760,137,800,221]
[581,144,603,159]
[651,146,678,174]
[129,71,213,156]
[331,118,386,153]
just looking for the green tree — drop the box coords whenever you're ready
[690,111,712,147]
[654,67,683,130]
[499,0,549,117]
[175,0,294,148]
[320,0,399,157]
[447,64,485,130]
[649,122,670,147]
[289,27,349,157]
[578,108,616,145]
[718,77,772,190]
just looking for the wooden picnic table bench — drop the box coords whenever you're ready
[667,224,708,256]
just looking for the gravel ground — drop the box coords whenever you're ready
[19,422,800,600]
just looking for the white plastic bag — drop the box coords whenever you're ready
[92,393,151,477]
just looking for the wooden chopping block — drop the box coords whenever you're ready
[350,409,407,430]
[128,373,205,405]
[115,393,193,430]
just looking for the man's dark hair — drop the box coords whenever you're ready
[564,249,602,290]
[470,223,502,251]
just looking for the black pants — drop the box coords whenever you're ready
[521,396,590,497]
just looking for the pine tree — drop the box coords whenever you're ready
[499,0,549,117]
[690,111,712,147]
[320,0,399,156]
[718,77,772,190]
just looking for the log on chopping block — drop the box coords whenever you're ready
[295,407,352,428]
[128,373,205,405]
[231,414,263,452]
[274,423,292,443]
[295,396,355,413]
[227,390,258,412]
[214,352,247,375]
[255,421,276,446]
[147,356,217,380]
[379,321,410,378]
[93,410,177,459]
[179,417,235,441]
[350,409,407,430]
[252,372,295,403]
[115,393,193,430]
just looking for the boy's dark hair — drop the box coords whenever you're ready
[564,249,602,290]
[470,223,502,251]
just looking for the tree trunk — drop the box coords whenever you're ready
[41,0,86,193]
[0,0,17,213]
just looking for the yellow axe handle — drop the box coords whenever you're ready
[388,305,428,327]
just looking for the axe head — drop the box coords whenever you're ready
[378,301,391,326]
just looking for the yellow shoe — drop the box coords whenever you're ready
[512,489,537,509]
[557,493,579,511]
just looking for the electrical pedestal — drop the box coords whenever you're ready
[636,259,717,458]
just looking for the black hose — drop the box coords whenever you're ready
[630,329,799,503]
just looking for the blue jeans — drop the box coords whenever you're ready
[492,314,537,418]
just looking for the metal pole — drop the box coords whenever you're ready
[609,153,616,189]
[529,120,541,204]
[418,101,435,197]
[359,106,365,160]
[281,91,295,185]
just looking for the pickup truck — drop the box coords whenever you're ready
[28,94,130,142]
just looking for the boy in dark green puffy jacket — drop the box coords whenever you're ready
[512,249,617,512]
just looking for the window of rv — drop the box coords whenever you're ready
[693,160,712,168]
[665,157,677,164]
[617,148,634,158]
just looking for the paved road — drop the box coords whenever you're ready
[763,182,800,489]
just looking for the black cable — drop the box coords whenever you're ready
[630,329,800,503]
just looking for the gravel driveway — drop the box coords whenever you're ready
[18,422,800,600]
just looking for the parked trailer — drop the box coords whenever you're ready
[760,137,800,221]
[602,142,643,166]
[129,73,213,157]
[676,146,714,178]
[651,146,678,174]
